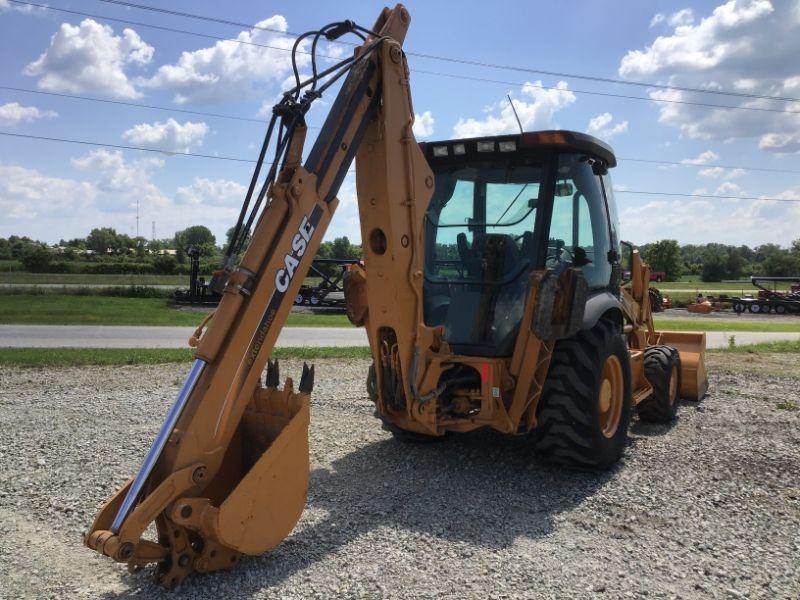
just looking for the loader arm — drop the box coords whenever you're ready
[85,5,428,588]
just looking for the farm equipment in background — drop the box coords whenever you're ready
[84,5,708,588]
[294,258,361,306]
[175,251,360,309]
[731,276,800,314]
[174,248,222,306]
[648,287,670,312]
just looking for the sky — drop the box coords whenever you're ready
[1,0,799,248]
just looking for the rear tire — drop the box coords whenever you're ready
[749,304,760,313]
[637,346,681,423]
[533,319,632,470]
[775,304,786,314]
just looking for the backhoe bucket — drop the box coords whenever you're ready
[85,375,310,584]
[654,331,708,401]
[171,379,312,559]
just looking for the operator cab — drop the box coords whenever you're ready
[420,130,621,357]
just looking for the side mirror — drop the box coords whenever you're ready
[620,240,634,284]
[555,182,574,197]
[531,268,588,340]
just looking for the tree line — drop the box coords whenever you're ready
[639,239,800,282]
[0,226,362,276]
[2,227,797,282]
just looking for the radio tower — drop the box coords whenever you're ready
[135,198,140,238]
[151,221,156,241]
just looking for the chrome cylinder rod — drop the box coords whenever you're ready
[110,358,206,533]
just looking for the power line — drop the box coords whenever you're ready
[0,131,257,163]
[86,0,800,106]
[615,190,799,203]
[2,131,798,203]
[0,85,326,128]
[10,0,800,118]
[615,158,800,175]
[0,86,265,124]
[413,69,800,116]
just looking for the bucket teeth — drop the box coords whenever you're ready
[266,359,280,388]
[299,363,315,393]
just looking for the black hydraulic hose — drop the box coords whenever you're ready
[218,20,387,282]
[222,112,278,261]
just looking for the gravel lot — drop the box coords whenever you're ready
[1,355,799,599]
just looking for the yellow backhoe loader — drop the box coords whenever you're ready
[84,5,707,588]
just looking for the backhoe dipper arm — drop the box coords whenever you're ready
[84,5,427,588]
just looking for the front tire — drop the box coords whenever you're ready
[533,319,632,470]
[637,346,681,423]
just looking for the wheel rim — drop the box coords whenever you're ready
[669,365,679,406]
[598,355,624,438]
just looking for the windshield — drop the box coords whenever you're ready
[425,162,542,284]
[423,160,543,356]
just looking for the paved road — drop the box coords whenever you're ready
[0,325,798,350]
[0,325,368,348]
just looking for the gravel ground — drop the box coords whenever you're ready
[1,355,799,599]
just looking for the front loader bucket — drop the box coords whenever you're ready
[655,331,708,401]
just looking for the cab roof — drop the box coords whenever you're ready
[420,130,617,168]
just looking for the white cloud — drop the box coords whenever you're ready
[413,111,435,139]
[0,162,95,220]
[650,13,666,27]
[586,112,629,139]
[698,166,726,178]
[714,181,747,196]
[697,166,745,179]
[668,8,695,27]
[620,1,774,78]
[0,102,57,125]
[0,0,44,13]
[681,150,719,165]
[71,149,167,212]
[143,15,308,104]
[121,119,209,153]
[24,19,153,99]
[619,191,800,246]
[759,131,800,153]
[618,1,800,151]
[175,177,245,206]
[453,81,576,138]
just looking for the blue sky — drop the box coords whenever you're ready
[1,0,799,247]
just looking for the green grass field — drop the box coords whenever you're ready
[715,339,800,354]
[1,293,798,331]
[656,280,791,291]
[0,272,186,285]
[0,346,372,368]
[1,340,797,368]
[0,294,351,327]
[653,318,800,332]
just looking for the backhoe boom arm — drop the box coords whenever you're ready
[85,5,426,588]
